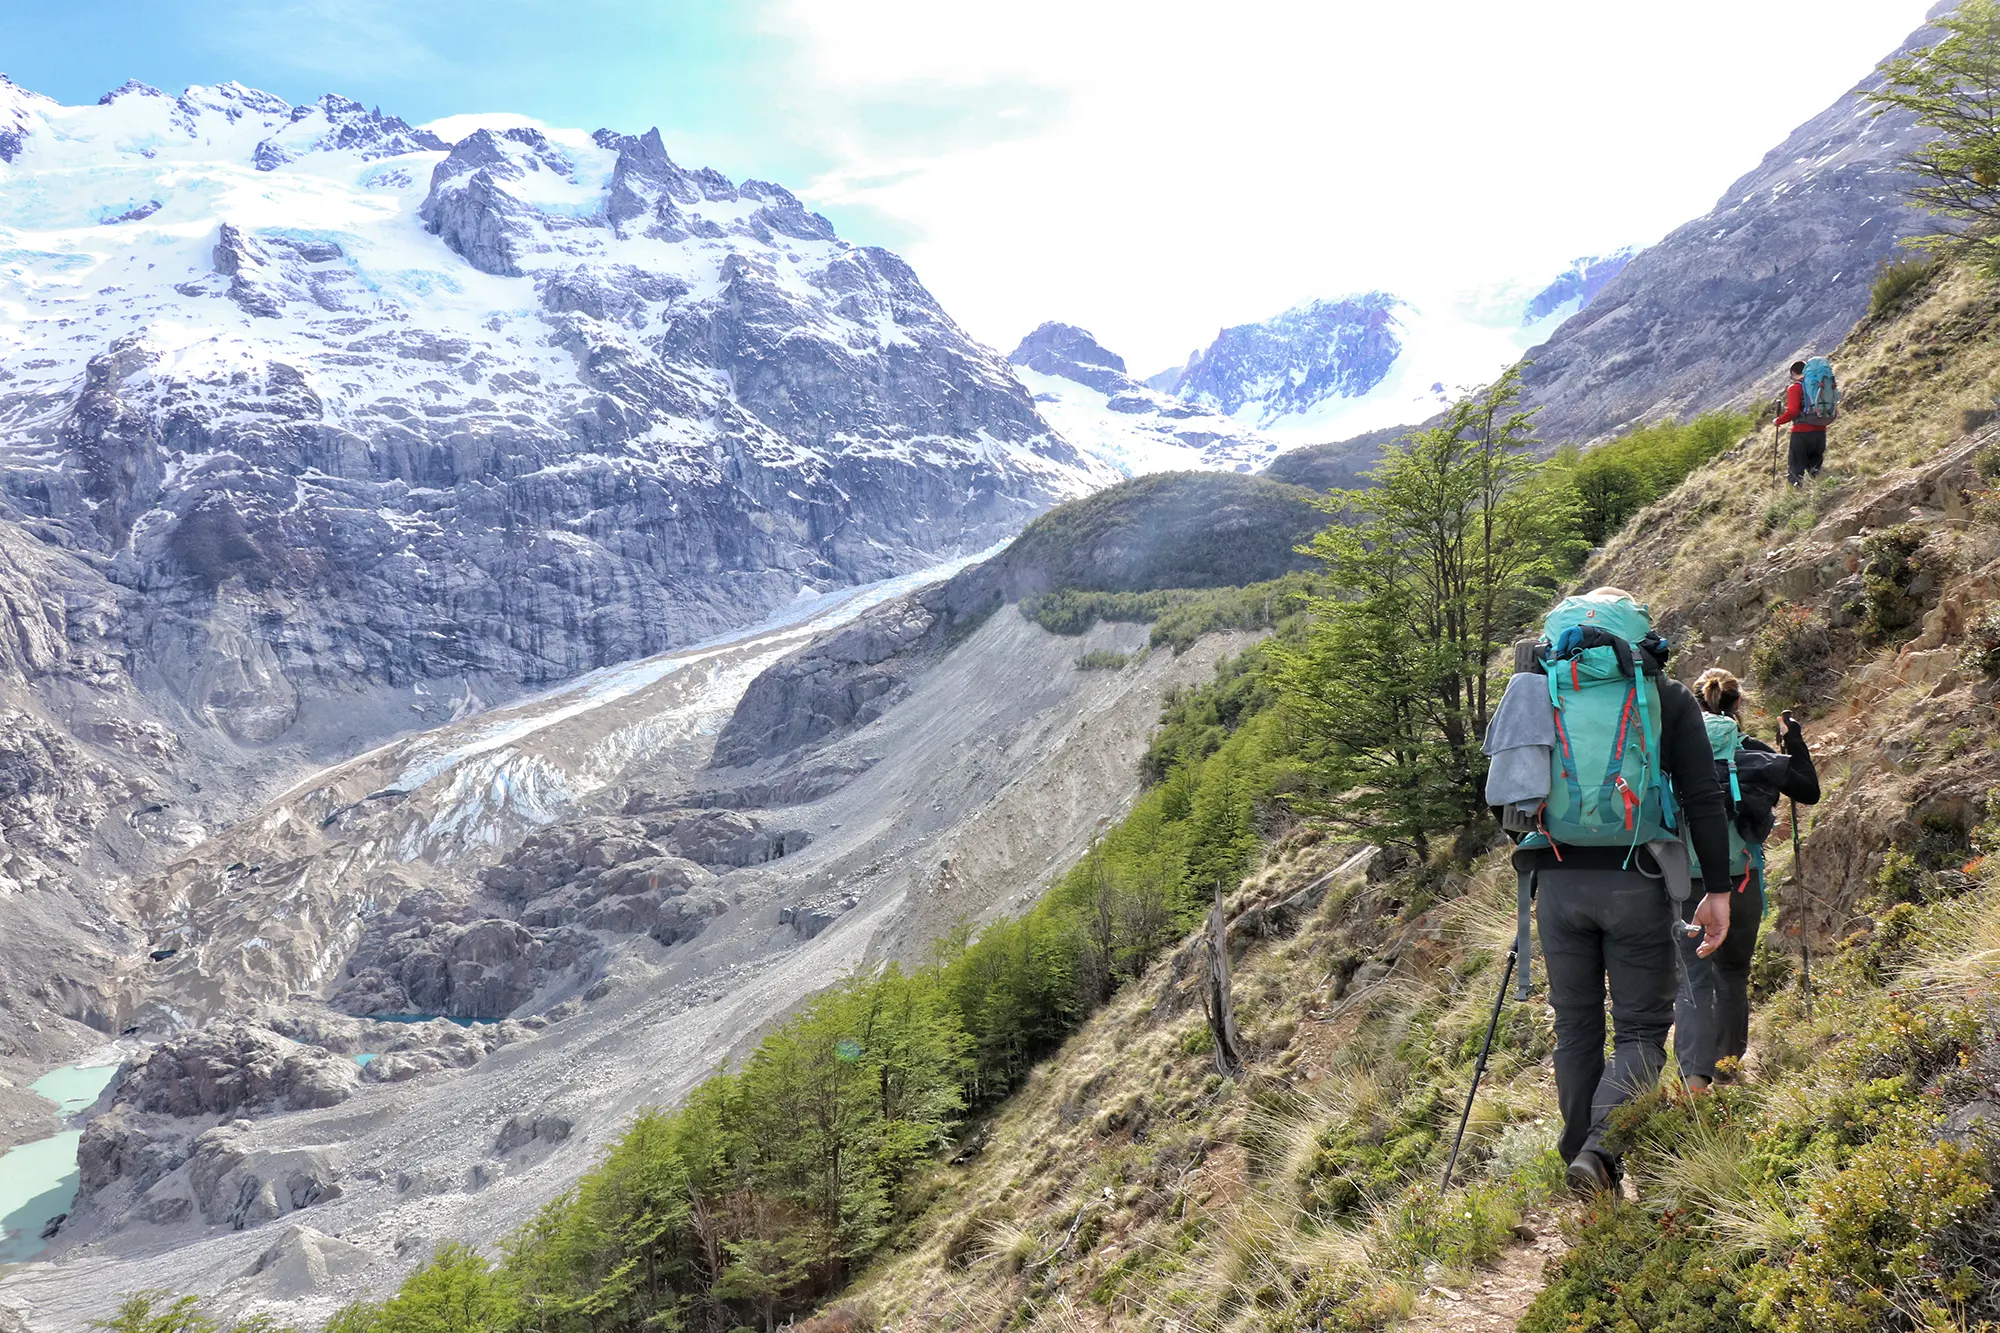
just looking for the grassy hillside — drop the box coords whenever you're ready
[818,264,2000,1332]
[84,267,2000,1333]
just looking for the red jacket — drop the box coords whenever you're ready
[1774,381,1817,433]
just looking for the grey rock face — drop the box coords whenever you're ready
[78,1109,189,1197]
[1521,250,1638,325]
[670,760,877,810]
[1517,13,1941,443]
[0,706,127,894]
[0,77,1103,1000]
[185,1131,342,1229]
[358,1018,534,1082]
[708,587,974,768]
[779,892,860,939]
[1007,322,1278,472]
[1170,294,1405,423]
[121,1024,360,1117]
[252,93,446,172]
[0,78,1092,749]
[493,1112,572,1153]
[1010,322,1133,395]
[331,905,590,1020]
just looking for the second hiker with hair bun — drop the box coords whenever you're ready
[1673,666,1820,1092]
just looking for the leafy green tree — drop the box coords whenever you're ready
[1274,369,1573,852]
[91,1294,287,1333]
[1868,0,2000,268]
[328,1244,510,1333]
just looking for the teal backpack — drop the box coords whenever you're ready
[1525,592,1678,858]
[1698,713,1761,881]
[1799,356,1840,426]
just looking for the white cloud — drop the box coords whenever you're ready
[761,0,1937,373]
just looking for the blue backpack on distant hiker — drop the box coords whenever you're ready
[1798,356,1840,427]
[1524,592,1679,858]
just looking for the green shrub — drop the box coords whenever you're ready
[1859,524,1950,645]
[1024,587,1176,634]
[90,1294,295,1333]
[1075,650,1131,671]
[1973,787,2000,862]
[1749,937,1797,1002]
[1550,411,1754,548]
[1369,1181,1521,1279]
[1284,1268,1409,1333]
[1751,601,1843,716]
[1746,1136,1991,1333]
[1870,255,1937,317]
[1022,575,1314,650]
[1519,1203,1749,1333]
[1962,609,2000,680]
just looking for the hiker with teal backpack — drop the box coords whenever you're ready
[1774,357,1839,485]
[1482,588,1738,1196]
[1673,667,1820,1091]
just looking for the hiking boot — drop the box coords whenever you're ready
[1565,1149,1616,1198]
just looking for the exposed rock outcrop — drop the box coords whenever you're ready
[120,1024,358,1117]
[1170,294,1405,424]
[1006,323,1278,473]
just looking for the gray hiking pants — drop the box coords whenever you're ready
[1537,868,1677,1167]
[1675,873,1764,1081]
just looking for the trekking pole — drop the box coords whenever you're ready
[1781,711,1812,1017]
[1791,794,1811,1018]
[1440,943,1517,1192]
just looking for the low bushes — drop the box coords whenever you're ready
[1871,255,1937,317]
[1547,411,1755,547]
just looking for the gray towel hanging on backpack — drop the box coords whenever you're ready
[1483,671,1555,812]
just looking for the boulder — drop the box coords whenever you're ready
[122,1024,359,1117]
[241,1224,372,1298]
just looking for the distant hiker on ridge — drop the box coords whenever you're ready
[1673,667,1820,1092]
[1773,357,1840,485]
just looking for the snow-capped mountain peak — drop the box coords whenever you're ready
[1146,259,1636,445]
[0,77,1109,736]
[1007,322,1279,476]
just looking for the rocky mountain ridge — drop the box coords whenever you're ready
[0,74,1109,760]
[0,73,1131,1067]
[1140,255,1635,450]
[1005,323,1278,475]
[1511,10,1943,443]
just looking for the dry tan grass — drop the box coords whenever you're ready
[855,269,2000,1333]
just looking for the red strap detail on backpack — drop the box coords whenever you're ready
[1615,687,1634,760]
[1614,775,1639,831]
[1571,659,1581,691]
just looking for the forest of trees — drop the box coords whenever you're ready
[100,401,1751,1333]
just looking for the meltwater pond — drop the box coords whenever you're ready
[0,1062,122,1265]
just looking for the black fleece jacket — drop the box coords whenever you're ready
[1530,675,1735,896]
[1742,731,1821,804]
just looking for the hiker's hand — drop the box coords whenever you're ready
[1693,893,1731,958]
[1780,710,1802,745]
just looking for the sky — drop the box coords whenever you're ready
[0,0,1940,373]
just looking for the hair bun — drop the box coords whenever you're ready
[1692,666,1742,715]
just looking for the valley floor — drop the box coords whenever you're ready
[0,566,1249,1329]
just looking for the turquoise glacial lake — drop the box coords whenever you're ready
[0,1061,123,1265]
